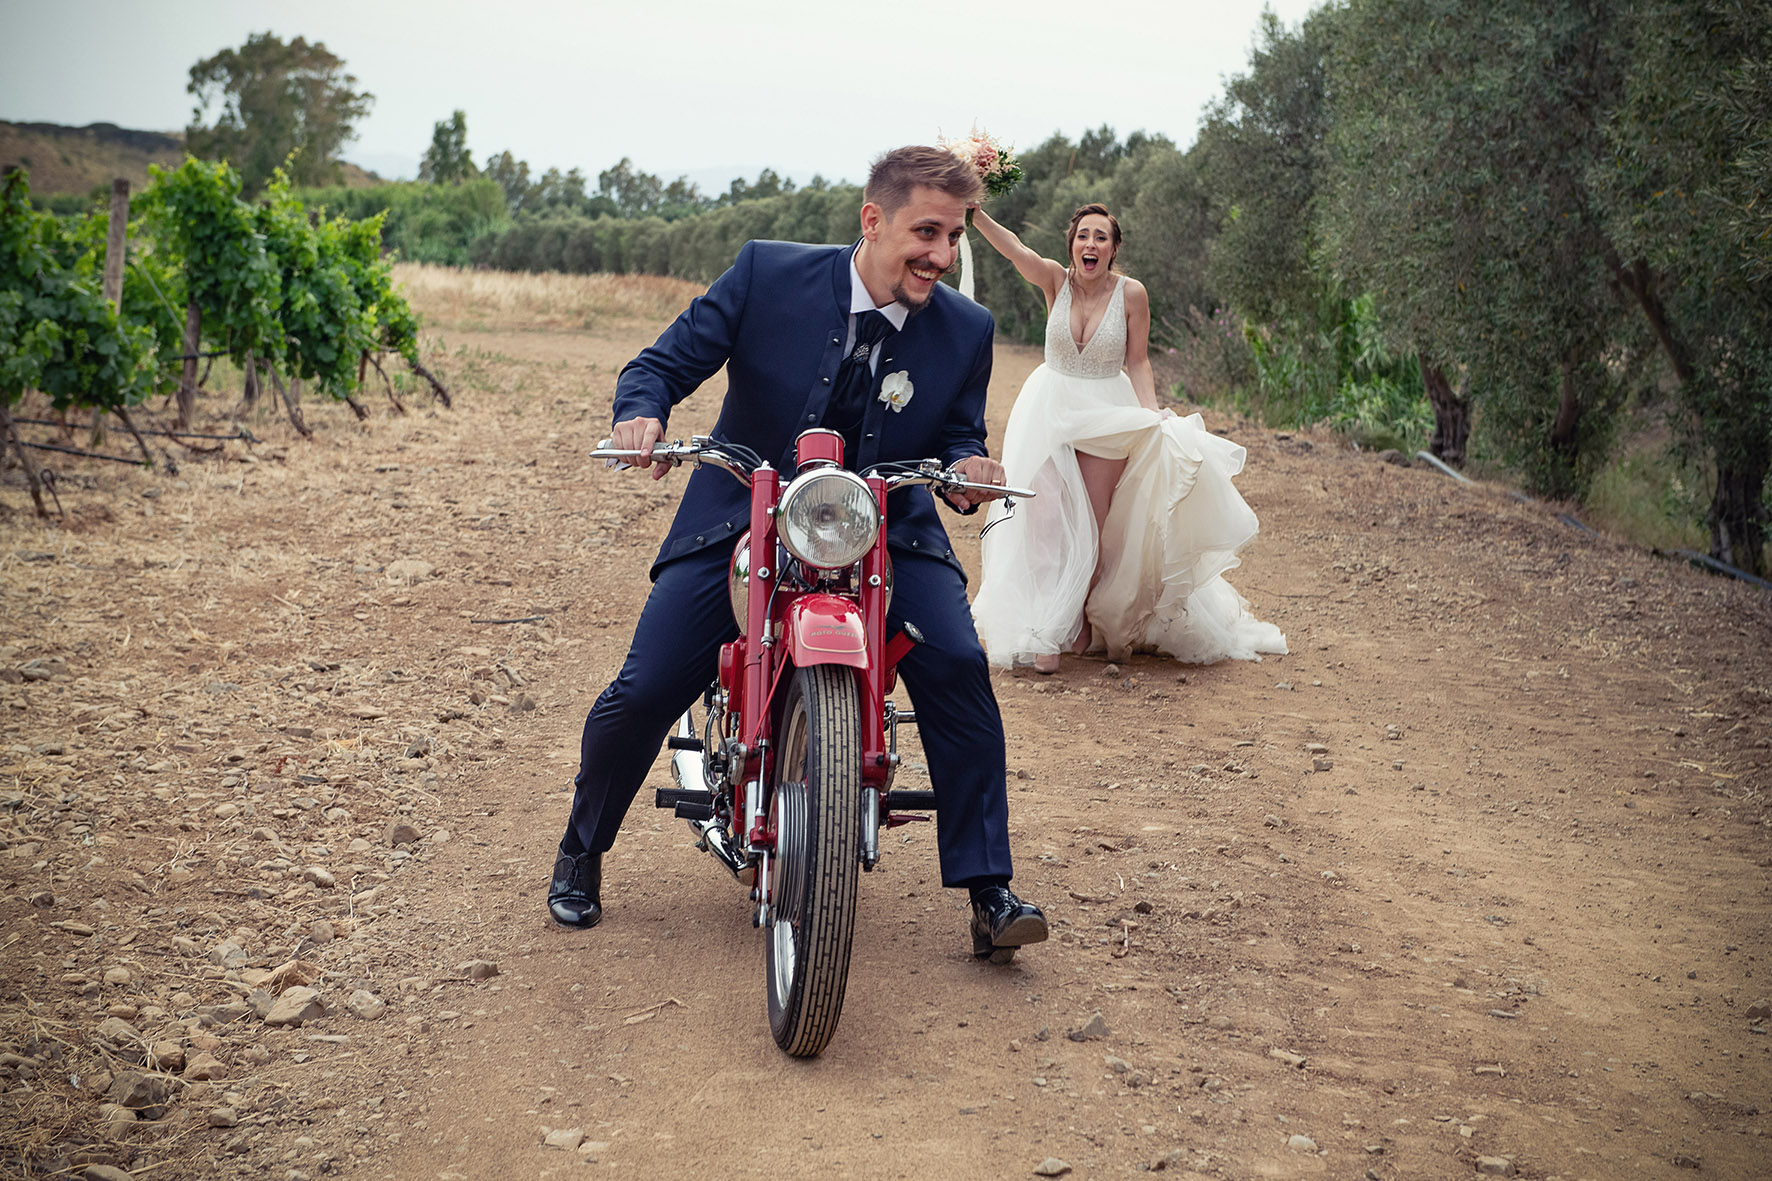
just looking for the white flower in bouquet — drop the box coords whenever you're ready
[939,126,1023,200]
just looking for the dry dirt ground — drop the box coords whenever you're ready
[2,269,1770,1181]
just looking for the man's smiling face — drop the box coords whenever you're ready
[855,185,968,313]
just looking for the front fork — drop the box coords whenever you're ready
[673,649,921,895]
[859,700,917,870]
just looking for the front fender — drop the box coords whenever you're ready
[783,594,868,670]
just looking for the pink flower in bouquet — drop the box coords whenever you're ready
[940,126,1023,200]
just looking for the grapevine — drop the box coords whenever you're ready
[3,159,439,508]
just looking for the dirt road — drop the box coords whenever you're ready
[2,274,1769,1180]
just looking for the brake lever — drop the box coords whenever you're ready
[977,496,1020,538]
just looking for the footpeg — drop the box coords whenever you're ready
[656,787,714,815]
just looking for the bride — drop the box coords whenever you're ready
[967,202,1286,673]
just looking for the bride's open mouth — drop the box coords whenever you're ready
[1080,253,1100,273]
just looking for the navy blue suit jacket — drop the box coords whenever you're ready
[612,240,996,580]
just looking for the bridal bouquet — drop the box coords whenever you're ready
[940,126,1023,201]
[941,126,1022,303]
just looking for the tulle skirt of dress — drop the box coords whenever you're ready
[971,363,1288,668]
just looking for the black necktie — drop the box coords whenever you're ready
[824,310,895,462]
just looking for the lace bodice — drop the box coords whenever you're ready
[1044,276,1127,378]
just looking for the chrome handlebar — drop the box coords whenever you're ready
[590,438,753,481]
[590,438,1034,499]
[876,461,1035,500]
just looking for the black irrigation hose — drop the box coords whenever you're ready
[17,440,144,465]
[1412,450,1472,484]
[1412,448,1769,591]
[151,426,259,443]
[8,417,256,443]
[1663,549,1772,591]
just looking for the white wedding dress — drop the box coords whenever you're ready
[971,276,1287,668]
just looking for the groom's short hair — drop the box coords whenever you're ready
[865,146,983,217]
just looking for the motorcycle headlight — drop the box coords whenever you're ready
[728,533,751,630]
[777,469,880,571]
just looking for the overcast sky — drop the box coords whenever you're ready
[3,0,1322,191]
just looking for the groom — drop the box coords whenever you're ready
[548,146,1047,961]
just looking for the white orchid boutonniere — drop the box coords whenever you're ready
[878,370,913,412]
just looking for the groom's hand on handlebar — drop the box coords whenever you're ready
[945,455,1007,512]
[610,415,670,479]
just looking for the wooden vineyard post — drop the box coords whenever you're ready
[102,179,129,311]
[177,299,201,429]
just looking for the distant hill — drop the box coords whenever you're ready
[0,120,384,198]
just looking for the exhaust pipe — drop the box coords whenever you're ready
[693,817,747,878]
[669,709,747,878]
[669,711,706,792]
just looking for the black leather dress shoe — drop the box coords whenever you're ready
[548,847,603,929]
[970,886,1048,964]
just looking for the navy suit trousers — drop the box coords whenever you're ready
[564,547,1014,887]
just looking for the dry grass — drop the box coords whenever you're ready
[393,262,705,333]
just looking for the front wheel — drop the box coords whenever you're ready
[765,663,861,1057]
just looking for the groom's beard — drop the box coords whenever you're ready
[891,254,958,315]
[892,285,929,316]
[891,270,950,316]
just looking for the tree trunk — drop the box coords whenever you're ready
[1708,432,1770,578]
[1611,251,1764,573]
[1612,254,1694,384]
[1550,355,1581,456]
[367,352,406,413]
[237,351,260,415]
[103,179,129,312]
[405,356,451,408]
[1418,356,1470,465]
[267,367,312,439]
[177,299,201,429]
[0,400,53,516]
[110,407,152,466]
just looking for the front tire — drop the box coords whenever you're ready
[764,664,861,1057]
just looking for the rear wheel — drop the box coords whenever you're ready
[764,664,861,1057]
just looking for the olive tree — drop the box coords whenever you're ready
[186,32,374,192]
[1595,0,1772,573]
[1323,0,1632,493]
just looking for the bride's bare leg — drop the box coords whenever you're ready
[1072,452,1127,654]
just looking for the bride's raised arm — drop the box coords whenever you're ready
[968,205,1067,306]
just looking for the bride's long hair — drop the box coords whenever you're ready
[1064,203,1123,292]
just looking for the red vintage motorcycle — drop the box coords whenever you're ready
[590,428,1031,1057]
